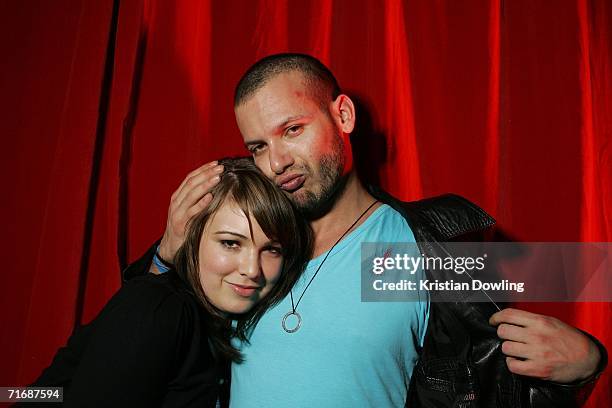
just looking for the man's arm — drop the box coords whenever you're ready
[122,161,223,280]
[398,193,606,405]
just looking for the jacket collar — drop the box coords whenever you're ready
[366,185,496,242]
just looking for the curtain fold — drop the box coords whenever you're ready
[1,1,609,405]
[575,0,612,405]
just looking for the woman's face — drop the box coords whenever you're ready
[198,200,284,314]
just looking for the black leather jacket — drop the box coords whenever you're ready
[366,187,607,408]
[124,189,607,408]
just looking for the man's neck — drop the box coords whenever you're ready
[309,171,380,258]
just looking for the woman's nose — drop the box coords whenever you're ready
[239,250,262,280]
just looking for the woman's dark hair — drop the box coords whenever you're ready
[173,157,313,362]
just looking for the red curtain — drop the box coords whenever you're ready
[1,0,610,405]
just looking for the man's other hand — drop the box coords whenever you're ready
[489,308,601,384]
[157,161,223,264]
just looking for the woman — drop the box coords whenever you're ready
[31,157,312,407]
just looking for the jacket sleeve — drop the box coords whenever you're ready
[523,330,608,407]
[61,279,191,407]
[30,323,94,389]
[121,239,161,283]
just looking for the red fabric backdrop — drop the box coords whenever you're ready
[1,0,610,405]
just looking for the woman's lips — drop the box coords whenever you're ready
[279,175,305,192]
[228,282,259,297]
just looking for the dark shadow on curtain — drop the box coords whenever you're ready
[73,0,121,329]
[117,4,150,276]
[349,93,387,188]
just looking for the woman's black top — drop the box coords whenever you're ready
[32,271,228,407]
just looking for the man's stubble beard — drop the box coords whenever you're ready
[289,134,347,220]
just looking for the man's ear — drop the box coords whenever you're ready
[332,94,356,134]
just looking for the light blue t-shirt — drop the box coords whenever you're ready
[230,204,430,407]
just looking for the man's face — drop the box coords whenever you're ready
[235,71,349,217]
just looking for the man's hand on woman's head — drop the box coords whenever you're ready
[157,161,223,263]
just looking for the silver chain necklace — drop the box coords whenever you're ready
[282,200,379,333]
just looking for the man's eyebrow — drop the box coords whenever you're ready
[243,115,312,147]
[275,115,308,129]
[214,231,248,239]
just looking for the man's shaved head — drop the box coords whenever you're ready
[234,53,341,110]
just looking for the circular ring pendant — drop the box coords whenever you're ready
[282,311,302,333]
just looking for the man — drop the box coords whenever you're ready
[126,54,606,407]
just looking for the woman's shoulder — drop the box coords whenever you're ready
[120,269,193,299]
[102,271,202,328]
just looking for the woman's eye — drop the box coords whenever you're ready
[265,246,283,256]
[220,240,240,249]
